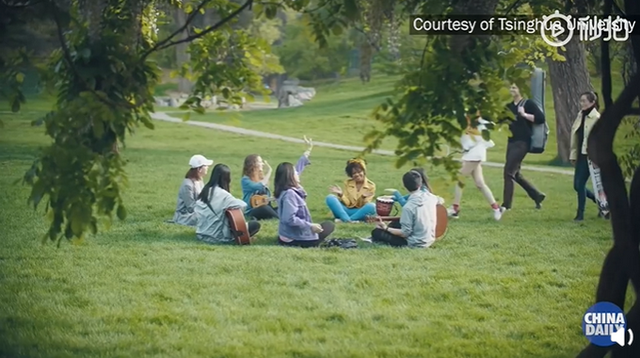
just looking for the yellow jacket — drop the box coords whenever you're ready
[570,108,600,161]
[340,178,376,208]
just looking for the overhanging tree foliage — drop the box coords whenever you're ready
[577,0,640,356]
[2,0,313,245]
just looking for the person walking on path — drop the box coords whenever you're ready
[501,83,547,212]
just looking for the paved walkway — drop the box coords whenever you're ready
[150,112,574,176]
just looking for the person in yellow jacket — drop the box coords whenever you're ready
[325,158,376,222]
[569,91,602,221]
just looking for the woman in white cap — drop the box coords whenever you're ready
[172,154,213,226]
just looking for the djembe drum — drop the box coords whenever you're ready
[375,196,394,217]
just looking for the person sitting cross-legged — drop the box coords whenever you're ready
[371,171,438,248]
[195,164,260,244]
[325,158,376,222]
[274,161,335,248]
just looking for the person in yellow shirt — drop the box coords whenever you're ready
[325,158,377,222]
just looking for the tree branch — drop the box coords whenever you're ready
[140,0,213,61]
[147,0,253,55]
[602,0,613,108]
[502,0,524,15]
[49,0,134,110]
[1,0,45,8]
[353,26,381,52]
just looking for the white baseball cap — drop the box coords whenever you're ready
[189,154,213,168]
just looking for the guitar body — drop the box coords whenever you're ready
[250,194,272,208]
[225,208,251,245]
[434,204,448,240]
[366,204,449,240]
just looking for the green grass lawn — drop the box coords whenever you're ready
[173,72,632,167]
[0,105,633,357]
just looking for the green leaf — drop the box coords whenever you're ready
[222,88,230,99]
[142,118,154,129]
[265,5,277,19]
[116,204,127,220]
[15,72,24,83]
[182,111,191,121]
[92,121,104,139]
[331,25,343,36]
[80,48,91,60]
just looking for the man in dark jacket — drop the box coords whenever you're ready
[502,83,546,211]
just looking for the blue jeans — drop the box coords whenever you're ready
[325,195,376,222]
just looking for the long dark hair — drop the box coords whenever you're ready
[274,162,297,199]
[198,164,231,204]
[411,167,432,193]
[580,91,600,110]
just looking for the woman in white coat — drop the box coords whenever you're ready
[448,115,502,220]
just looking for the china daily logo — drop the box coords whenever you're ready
[541,10,636,47]
[582,302,634,347]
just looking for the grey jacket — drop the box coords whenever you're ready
[172,179,203,226]
[400,191,438,248]
[195,186,247,243]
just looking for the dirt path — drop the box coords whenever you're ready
[150,112,573,176]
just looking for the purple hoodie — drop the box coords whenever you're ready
[277,155,317,241]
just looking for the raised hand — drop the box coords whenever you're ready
[329,185,342,195]
[303,135,313,157]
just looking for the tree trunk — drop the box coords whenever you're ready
[575,0,640,348]
[546,35,593,164]
[173,7,192,93]
[385,12,400,61]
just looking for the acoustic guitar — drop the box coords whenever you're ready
[250,194,275,208]
[225,208,251,245]
[366,204,449,240]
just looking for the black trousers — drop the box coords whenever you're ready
[574,154,596,213]
[371,221,407,247]
[250,205,278,220]
[248,220,261,237]
[502,141,542,209]
[278,221,335,248]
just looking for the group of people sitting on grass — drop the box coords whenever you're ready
[170,83,610,248]
[171,136,443,248]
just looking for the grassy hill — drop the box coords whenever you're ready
[157,71,634,167]
[0,86,635,357]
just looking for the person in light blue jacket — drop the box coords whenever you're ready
[241,137,313,220]
[195,164,261,244]
[387,167,432,206]
[274,158,335,248]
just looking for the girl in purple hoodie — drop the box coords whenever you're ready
[274,153,336,248]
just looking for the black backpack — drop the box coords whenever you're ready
[322,238,358,249]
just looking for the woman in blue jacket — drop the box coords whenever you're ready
[386,167,432,206]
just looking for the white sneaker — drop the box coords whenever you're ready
[447,207,459,218]
[493,208,502,221]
